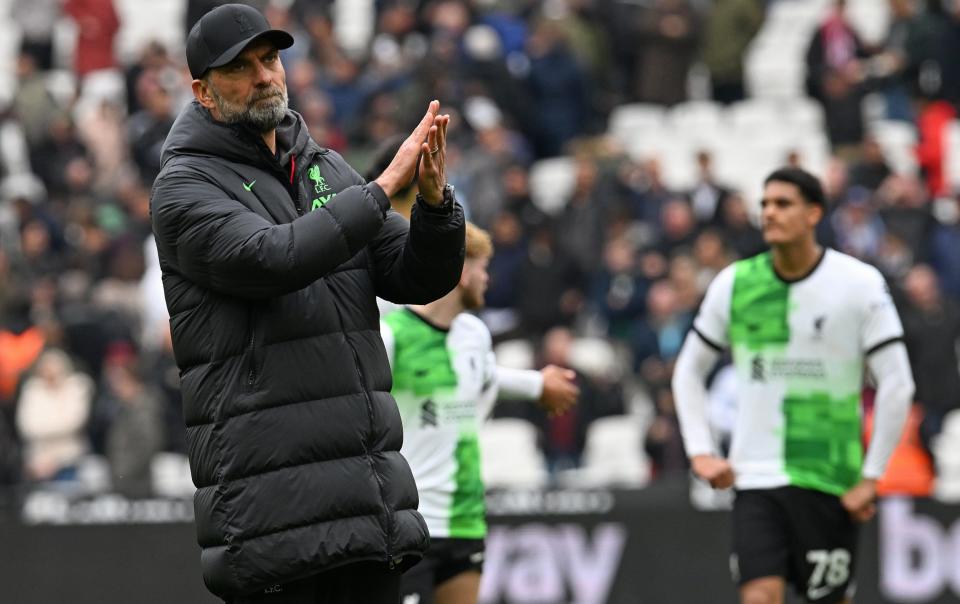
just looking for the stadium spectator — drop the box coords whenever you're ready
[831,186,886,262]
[63,0,121,81]
[11,51,59,149]
[16,349,94,483]
[519,326,623,475]
[524,19,589,156]
[149,5,464,601]
[102,357,163,498]
[634,0,700,106]
[805,0,871,155]
[701,0,764,104]
[11,0,60,71]
[590,236,649,341]
[848,138,893,191]
[516,221,584,337]
[555,156,609,276]
[717,193,767,259]
[485,211,526,313]
[900,264,960,449]
[128,71,177,186]
[689,150,732,225]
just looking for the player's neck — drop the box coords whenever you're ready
[410,290,464,329]
[771,239,823,282]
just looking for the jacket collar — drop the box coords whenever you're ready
[161,100,311,170]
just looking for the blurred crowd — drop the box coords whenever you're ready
[1,0,960,500]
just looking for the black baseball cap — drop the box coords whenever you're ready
[186,4,294,79]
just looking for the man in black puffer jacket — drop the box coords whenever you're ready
[150,5,465,602]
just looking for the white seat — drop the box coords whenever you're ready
[114,0,185,62]
[608,103,667,146]
[940,408,960,436]
[668,101,725,137]
[945,121,960,194]
[77,454,112,493]
[729,99,787,133]
[528,156,576,216]
[493,339,534,370]
[570,416,649,488]
[869,120,918,175]
[932,409,960,502]
[480,419,547,488]
[151,452,196,498]
[568,337,624,382]
[847,0,891,46]
[782,98,826,133]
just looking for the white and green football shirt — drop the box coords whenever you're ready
[381,308,499,540]
[692,250,904,496]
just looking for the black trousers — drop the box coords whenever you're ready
[225,561,401,604]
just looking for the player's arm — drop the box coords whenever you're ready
[673,333,731,488]
[497,365,579,416]
[843,270,915,522]
[672,266,734,489]
[842,342,913,522]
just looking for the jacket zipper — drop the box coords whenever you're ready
[246,314,257,388]
[289,155,303,215]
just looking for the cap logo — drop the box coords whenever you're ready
[234,10,254,34]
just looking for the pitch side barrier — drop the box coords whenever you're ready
[1,485,958,604]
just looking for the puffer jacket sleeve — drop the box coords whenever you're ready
[151,166,391,300]
[371,201,465,304]
[324,149,465,304]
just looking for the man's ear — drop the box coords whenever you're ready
[192,78,216,110]
[809,202,824,227]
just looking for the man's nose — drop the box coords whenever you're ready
[252,60,272,86]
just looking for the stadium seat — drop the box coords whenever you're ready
[728,99,784,134]
[77,454,113,494]
[115,0,185,62]
[568,337,625,382]
[480,419,548,488]
[932,409,960,502]
[608,103,667,146]
[562,416,649,488]
[0,121,32,177]
[846,0,891,46]
[151,452,196,498]
[333,0,375,57]
[944,121,960,193]
[668,101,725,139]
[0,12,19,108]
[869,120,918,176]
[493,339,535,370]
[528,156,576,215]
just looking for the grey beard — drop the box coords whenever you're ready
[211,85,288,133]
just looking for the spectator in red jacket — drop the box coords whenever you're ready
[63,0,120,79]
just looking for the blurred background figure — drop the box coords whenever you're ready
[15,349,93,484]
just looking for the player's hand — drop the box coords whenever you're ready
[691,454,734,489]
[538,365,579,417]
[841,479,878,523]
[374,100,439,198]
[416,109,449,206]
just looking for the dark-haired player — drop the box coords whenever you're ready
[672,167,914,604]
